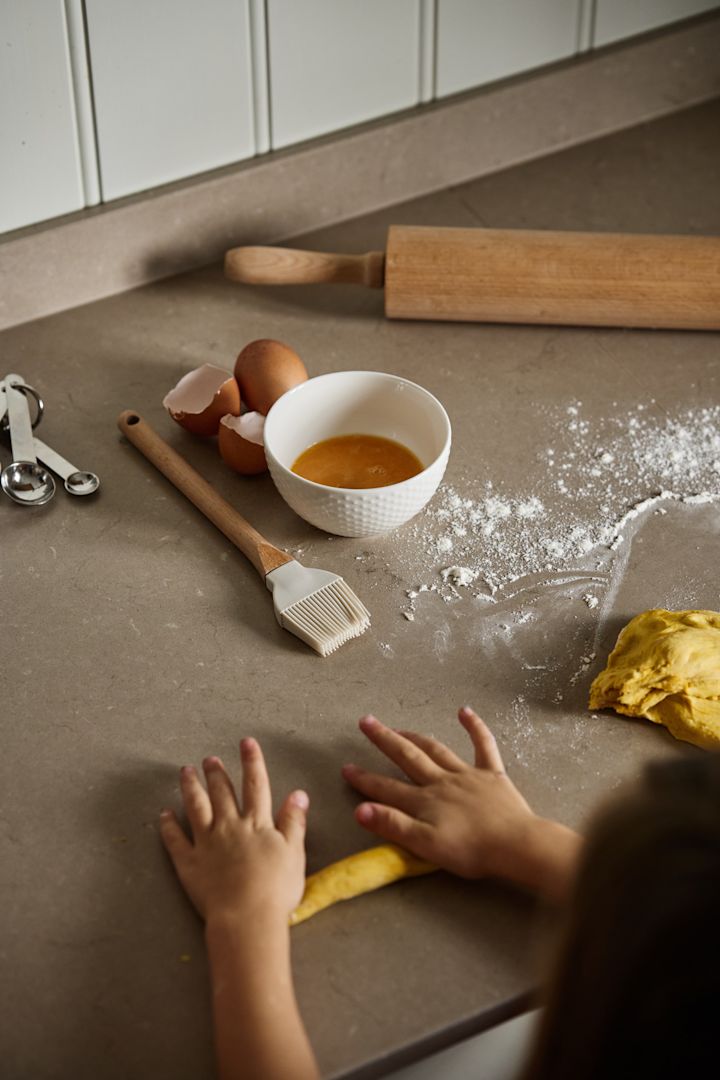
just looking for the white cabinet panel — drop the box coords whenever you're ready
[0,1,84,232]
[436,0,581,97]
[594,0,720,46]
[85,0,256,201]
[268,0,420,150]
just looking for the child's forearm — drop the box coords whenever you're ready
[206,911,319,1080]
[506,817,583,904]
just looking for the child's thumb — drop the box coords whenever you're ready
[277,789,310,844]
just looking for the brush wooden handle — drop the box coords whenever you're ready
[117,411,293,577]
[224,245,385,288]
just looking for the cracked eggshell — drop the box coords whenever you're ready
[234,339,308,415]
[163,364,241,436]
[218,412,268,475]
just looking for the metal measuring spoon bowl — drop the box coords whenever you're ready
[1,460,56,505]
[1,376,56,506]
[65,470,100,496]
[33,437,99,498]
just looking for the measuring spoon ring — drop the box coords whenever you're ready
[0,378,44,431]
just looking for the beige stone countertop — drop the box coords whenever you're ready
[2,100,719,1079]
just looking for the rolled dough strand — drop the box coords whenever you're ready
[290,843,437,926]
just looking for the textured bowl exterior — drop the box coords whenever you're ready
[264,370,452,537]
[266,444,450,536]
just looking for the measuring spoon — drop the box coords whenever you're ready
[0,374,56,506]
[33,436,100,496]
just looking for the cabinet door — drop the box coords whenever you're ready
[0,1,84,232]
[267,0,421,149]
[436,0,582,98]
[85,0,256,201]
[594,0,720,46]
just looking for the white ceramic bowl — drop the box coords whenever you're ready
[263,370,451,536]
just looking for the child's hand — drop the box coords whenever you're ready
[159,738,309,927]
[342,708,580,901]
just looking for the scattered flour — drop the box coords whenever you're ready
[440,566,478,587]
[570,651,597,685]
[393,401,720,613]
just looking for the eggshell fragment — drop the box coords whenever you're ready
[234,339,308,415]
[218,412,268,475]
[163,364,241,436]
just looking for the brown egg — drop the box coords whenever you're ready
[218,412,268,475]
[234,339,308,415]
[163,364,241,436]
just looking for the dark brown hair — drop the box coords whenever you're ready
[520,753,720,1080]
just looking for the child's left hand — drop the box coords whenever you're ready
[159,738,309,928]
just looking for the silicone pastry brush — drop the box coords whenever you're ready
[117,411,370,656]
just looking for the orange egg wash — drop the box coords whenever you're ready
[291,434,424,489]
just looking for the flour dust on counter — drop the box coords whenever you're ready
[374,399,720,626]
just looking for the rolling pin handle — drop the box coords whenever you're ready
[224,246,385,289]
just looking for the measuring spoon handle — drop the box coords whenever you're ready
[117,411,293,578]
[33,437,76,479]
[6,374,36,462]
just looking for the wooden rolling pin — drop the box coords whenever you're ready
[224,225,720,330]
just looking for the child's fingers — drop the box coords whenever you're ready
[202,756,240,821]
[358,715,442,784]
[458,708,506,773]
[159,808,193,860]
[396,730,466,772]
[354,801,433,854]
[276,790,309,847]
[180,765,213,835]
[342,764,421,813]
[240,738,273,825]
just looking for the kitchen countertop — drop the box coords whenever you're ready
[2,99,719,1079]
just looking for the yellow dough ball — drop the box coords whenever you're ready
[589,609,720,750]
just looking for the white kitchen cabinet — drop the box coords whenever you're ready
[388,1011,539,1080]
[436,0,584,97]
[267,0,421,149]
[2,0,718,235]
[594,0,720,47]
[85,0,256,201]
[0,1,85,232]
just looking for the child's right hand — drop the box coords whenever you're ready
[342,707,581,902]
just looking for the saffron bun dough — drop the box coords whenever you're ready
[589,609,720,750]
[290,844,436,926]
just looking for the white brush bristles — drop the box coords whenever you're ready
[279,578,371,656]
[265,560,370,656]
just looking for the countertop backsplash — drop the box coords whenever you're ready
[3,0,719,234]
